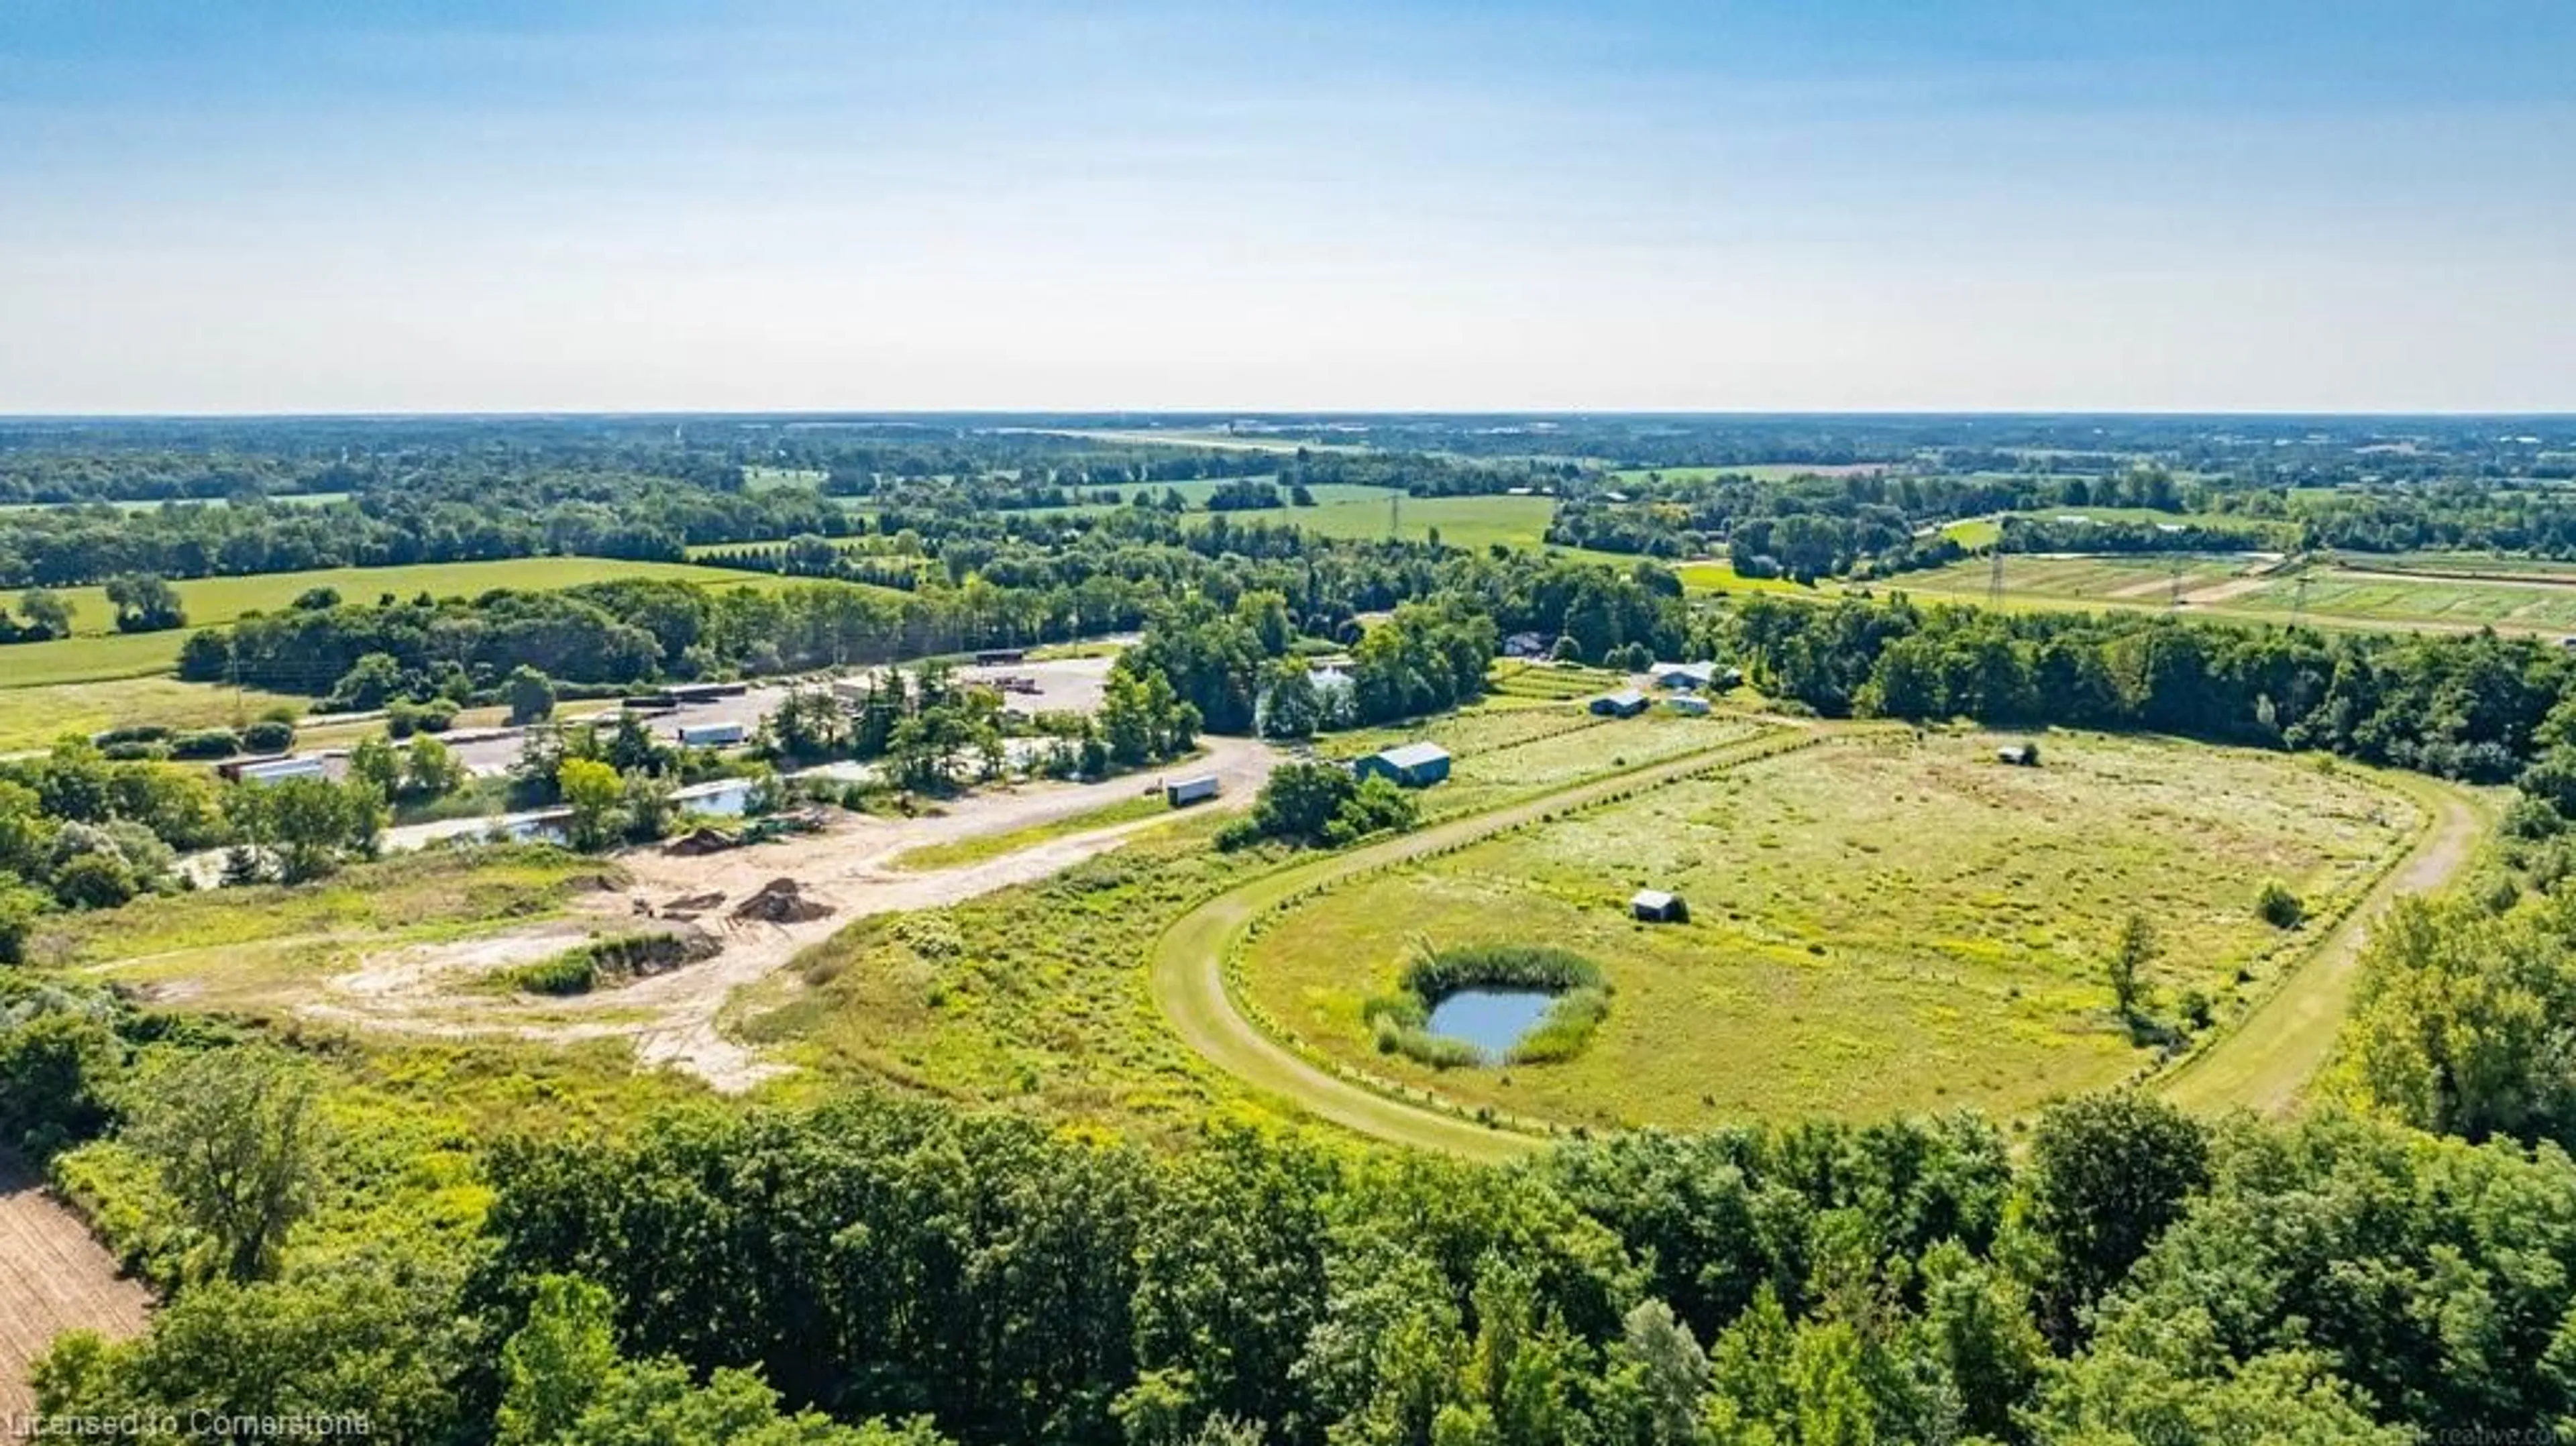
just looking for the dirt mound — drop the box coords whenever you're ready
[665,827,739,856]
[731,877,834,924]
[659,889,728,919]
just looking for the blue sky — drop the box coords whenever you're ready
[3,1,2571,412]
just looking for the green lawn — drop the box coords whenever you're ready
[1238,730,2419,1130]
[1672,560,1825,596]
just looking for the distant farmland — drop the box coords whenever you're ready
[1195,492,1561,551]
[1,557,776,687]
[1898,553,2576,637]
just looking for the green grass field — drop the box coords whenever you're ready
[0,673,314,752]
[1609,463,1888,484]
[1672,560,1824,596]
[1237,730,2419,1129]
[885,789,1179,871]
[1322,704,1770,822]
[0,556,778,689]
[1196,493,1560,551]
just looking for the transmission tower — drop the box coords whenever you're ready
[1985,518,2008,606]
[1389,491,1402,541]
[2290,570,2311,628]
[2169,556,2186,610]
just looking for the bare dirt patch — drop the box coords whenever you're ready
[0,1156,152,1425]
[2178,575,2276,605]
[295,736,1283,1091]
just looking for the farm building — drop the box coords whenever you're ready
[1502,630,1550,659]
[226,755,327,786]
[1996,742,2041,767]
[1665,695,1712,716]
[1630,889,1688,923]
[1650,661,1718,690]
[1354,742,1452,788]
[1165,774,1221,807]
[1590,688,1650,718]
[678,720,749,748]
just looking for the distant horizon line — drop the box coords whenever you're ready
[4,408,2573,423]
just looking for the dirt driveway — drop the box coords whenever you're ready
[299,736,1281,1090]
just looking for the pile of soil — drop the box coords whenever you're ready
[665,827,739,857]
[731,877,834,924]
[659,889,727,920]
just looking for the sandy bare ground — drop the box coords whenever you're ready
[2177,574,2275,605]
[2103,573,2189,600]
[0,1156,151,1428]
[298,736,1282,1090]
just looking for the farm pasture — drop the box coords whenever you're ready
[1322,702,1770,821]
[1238,730,2420,1129]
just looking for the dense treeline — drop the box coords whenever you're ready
[1729,592,2576,782]
[24,1064,2576,1443]
[179,529,1698,707]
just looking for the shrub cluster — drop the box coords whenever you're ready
[1363,941,1611,1068]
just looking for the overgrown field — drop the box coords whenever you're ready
[1239,730,2421,1129]
[32,846,625,1011]
[0,672,312,751]
[738,818,1269,1134]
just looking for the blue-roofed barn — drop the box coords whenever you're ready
[1354,741,1452,788]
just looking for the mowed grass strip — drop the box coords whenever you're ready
[1238,730,2420,1131]
[885,789,1179,871]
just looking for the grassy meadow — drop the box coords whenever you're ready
[0,553,784,746]
[1237,730,2420,1130]
[1321,701,1772,822]
[0,673,314,753]
[32,846,625,1010]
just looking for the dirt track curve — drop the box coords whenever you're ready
[2158,775,2488,1117]
[1149,727,1819,1160]
[1155,732,2488,1157]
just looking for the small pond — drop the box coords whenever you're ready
[1425,989,1558,1060]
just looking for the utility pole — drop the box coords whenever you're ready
[2290,570,2310,628]
[1986,518,2008,606]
